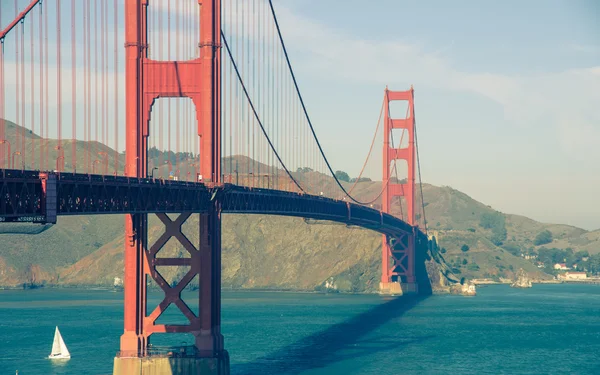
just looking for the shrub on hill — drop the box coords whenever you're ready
[534,230,553,246]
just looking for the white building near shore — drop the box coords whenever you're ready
[559,272,587,280]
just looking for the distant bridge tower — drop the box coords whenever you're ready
[116,0,228,374]
[380,86,417,295]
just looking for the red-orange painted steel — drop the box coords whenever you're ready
[121,0,224,358]
[381,87,416,284]
[0,0,41,40]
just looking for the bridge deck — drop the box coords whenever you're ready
[0,169,419,238]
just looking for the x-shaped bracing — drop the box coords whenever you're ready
[144,212,201,333]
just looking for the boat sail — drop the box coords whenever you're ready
[48,326,71,359]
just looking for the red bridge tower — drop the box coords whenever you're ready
[380,86,418,295]
[116,0,228,374]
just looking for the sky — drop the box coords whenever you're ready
[271,0,600,230]
[0,0,598,230]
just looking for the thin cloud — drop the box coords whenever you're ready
[274,4,600,160]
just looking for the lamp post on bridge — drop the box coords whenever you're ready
[0,140,10,169]
[54,145,65,172]
[12,151,23,170]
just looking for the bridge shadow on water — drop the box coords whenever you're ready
[231,294,434,375]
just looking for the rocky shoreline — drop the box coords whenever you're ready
[510,269,533,288]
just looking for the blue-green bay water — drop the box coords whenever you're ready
[1,284,599,374]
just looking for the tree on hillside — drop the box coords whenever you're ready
[588,254,600,275]
[479,212,503,229]
[502,243,521,256]
[349,177,372,183]
[335,170,350,182]
[534,230,553,246]
[479,212,507,245]
[491,225,507,246]
[461,244,470,252]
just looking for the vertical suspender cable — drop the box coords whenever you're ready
[15,3,20,170]
[253,0,257,186]
[175,0,180,173]
[30,12,34,169]
[114,0,119,174]
[194,1,199,180]
[158,4,163,175]
[44,0,49,170]
[20,20,25,168]
[83,0,87,172]
[56,0,62,171]
[229,0,233,173]
[104,0,109,174]
[104,0,108,174]
[0,28,4,168]
[38,3,43,170]
[236,0,240,175]
[84,0,89,173]
[100,0,105,174]
[167,0,172,175]
[275,19,280,186]
[87,1,91,173]
[94,0,98,171]
[71,0,76,172]
[244,1,248,180]
[183,0,188,175]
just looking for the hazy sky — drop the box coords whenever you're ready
[0,1,598,230]
[273,0,600,230]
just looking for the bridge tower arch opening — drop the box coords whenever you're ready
[116,0,228,374]
[380,86,417,295]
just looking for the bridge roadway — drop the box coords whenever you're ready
[0,169,423,240]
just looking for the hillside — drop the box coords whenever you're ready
[0,121,598,289]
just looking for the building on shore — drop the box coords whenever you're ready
[558,272,587,280]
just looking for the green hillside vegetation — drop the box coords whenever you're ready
[0,120,598,289]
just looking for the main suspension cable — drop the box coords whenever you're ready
[415,118,428,235]
[268,0,372,205]
[346,97,384,196]
[221,30,305,194]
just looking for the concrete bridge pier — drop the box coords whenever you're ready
[113,354,229,375]
[379,281,418,295]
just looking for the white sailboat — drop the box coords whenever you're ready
[48,326,71,359]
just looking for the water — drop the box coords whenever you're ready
[1,284,599,374]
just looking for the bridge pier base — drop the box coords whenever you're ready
[113,353,230,375]
[379,282,418,296]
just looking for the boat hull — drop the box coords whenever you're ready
[48,354,71,360]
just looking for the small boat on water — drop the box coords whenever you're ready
[48,326,71,360]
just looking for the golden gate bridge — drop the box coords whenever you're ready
[0,1,431,373]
